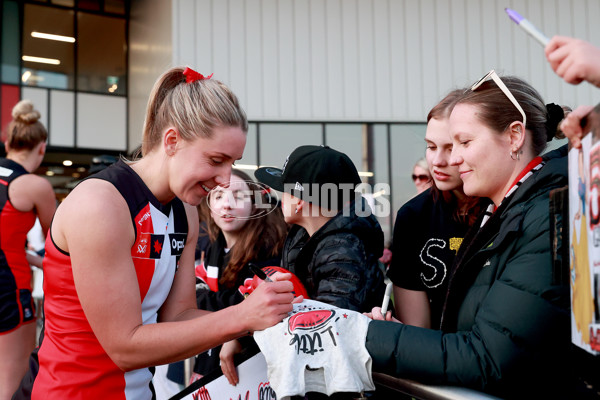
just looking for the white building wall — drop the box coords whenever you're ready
[172,0,600,122]
[129,0,174,152]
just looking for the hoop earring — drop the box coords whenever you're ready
[510,149,522,161]
[295,207,300,214]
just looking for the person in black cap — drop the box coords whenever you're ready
[255,145,386,314]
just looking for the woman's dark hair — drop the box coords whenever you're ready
[456,75,564,156]
[198,169,288,287]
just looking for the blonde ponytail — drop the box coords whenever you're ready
[141,67,247,156]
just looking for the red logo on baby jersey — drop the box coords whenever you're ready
[288,306,338,355]
[288,309,335,333]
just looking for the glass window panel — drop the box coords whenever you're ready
[1,0,21,84]
[77,12,126,95]
[1,85,20,142]
[372,124,392,243]
[325,124,365,174]
[22,4,75,90]
[104,0,126,15]
[258,123,322,168]
[52,0,75,6]
[234,123,258,179]
[77,93,126,150]
[49,90,75,147]
[238,123,257,166]
[390,123,427,221]
[21,87,48,129]
[77,0,100,11]
[372,125,390,185]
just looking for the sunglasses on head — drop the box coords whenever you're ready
[470,69,527,127]
[412,174,430,182]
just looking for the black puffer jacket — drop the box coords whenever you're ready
[366,146,571,399]
[281,199,386,312]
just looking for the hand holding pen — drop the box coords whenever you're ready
[545,36,600,88]
[505,8,600,88]
[248,263,304,303]
[364,282,401,322]
[505,8,549,46]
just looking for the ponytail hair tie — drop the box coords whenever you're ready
[545,103,565,142]
[182,67,213,83]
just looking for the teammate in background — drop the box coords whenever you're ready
[0,100,56,400]
[21,67,295,400]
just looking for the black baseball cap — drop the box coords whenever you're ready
[254,145,362,210]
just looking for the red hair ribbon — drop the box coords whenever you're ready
[182,67,213,83]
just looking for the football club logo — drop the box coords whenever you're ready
[286,304,345,355]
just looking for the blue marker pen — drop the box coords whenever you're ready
[505,8,550,46]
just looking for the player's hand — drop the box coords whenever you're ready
[237,275,294,332]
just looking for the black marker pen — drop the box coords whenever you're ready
[248,263,273,282]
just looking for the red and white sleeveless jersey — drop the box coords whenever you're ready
[32,161,188,400]
[0,158,36,292]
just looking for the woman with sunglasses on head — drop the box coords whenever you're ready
[411,158,432,194]
[21,67,296,400]
[385,90,483,329]
[367,72,572,398]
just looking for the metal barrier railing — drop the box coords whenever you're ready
[373,372,503,400]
